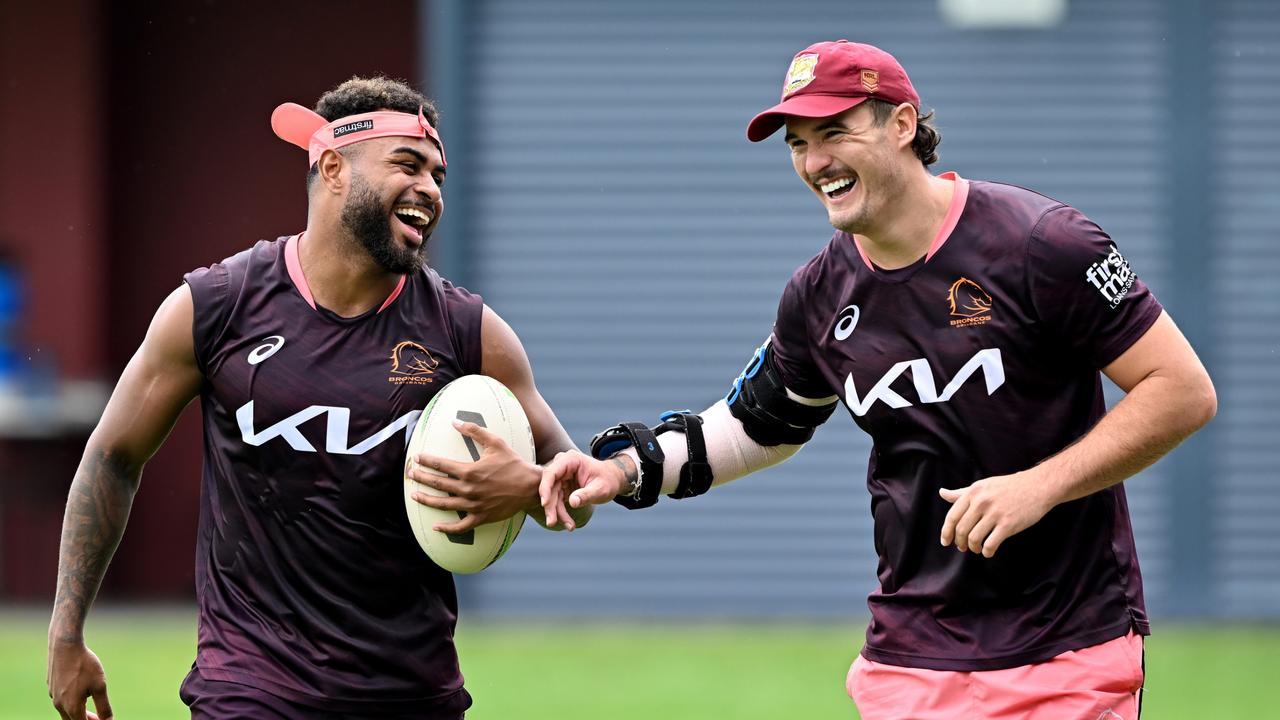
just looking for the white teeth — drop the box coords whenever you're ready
[819,177,854,194]
[394,207,431,225]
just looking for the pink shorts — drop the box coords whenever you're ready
[846,632,1145,720]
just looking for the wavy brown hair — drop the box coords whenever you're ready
[866,98,941,167]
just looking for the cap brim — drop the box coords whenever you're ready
[746,95,870,142]
[271,102,327,150]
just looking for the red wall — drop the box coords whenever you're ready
[1,0,421,599]
[0,0,107,378]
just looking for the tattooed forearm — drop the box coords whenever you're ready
[49,448,142,644]
[608,455,639,493]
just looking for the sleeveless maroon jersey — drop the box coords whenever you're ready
[771,175,1161,671]
[182,235,482,713]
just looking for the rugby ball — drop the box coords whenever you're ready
[404,375,533,573]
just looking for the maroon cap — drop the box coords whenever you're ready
[746,40,920,142]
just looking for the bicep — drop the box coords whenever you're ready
[479,305,574,462]
[87,285,204,467]
[1102,311,1211,394]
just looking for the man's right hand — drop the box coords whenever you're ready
[48,639,113,720]
[538,450,634,527]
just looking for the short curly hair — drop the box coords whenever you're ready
[305,76,440,191]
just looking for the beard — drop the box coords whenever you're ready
[828,201,871,235]
[339,174,426,275]
[828,159,903,237]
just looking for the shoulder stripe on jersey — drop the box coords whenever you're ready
[285,233,406,314]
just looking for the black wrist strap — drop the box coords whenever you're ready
[589,422,665,509]
[656,411,713,499]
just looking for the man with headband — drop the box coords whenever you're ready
[47,76,585,719]
[539,41,1216,718]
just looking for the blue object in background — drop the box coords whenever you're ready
[0,259,21,384]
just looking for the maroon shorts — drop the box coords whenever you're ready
[180,666,469,719]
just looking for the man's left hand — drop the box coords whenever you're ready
[939,471,1056,558]
[408,419,540,533]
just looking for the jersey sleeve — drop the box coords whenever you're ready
[440,279,484,376]
[1027,206,1163,368]
[769,269,833,398]
[183,261,233,376]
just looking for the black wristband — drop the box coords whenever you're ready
[589,422,665,509]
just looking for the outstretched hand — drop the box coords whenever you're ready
[48,639,112,720]
[538,450,632,529]
[407,419,540,534]
[939,470,1056,558]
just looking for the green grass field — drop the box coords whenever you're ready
[4,607,1278,718]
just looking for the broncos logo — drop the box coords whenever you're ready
[389,341,441,376]
[947,277,993,318]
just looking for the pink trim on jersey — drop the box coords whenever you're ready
[846,631,1144,720]
[377,277,406,313]
[285,234,316,310]
[853,233,876,271]
[925,171,969,261]
[850,171,969,272]
[285,234,406,315]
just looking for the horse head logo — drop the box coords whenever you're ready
[390,341,441,376]
[947,277,993,318]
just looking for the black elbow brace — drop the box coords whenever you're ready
[725,340,836,446]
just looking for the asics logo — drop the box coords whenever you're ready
[247,336,285,365]
[844,348,1005,416]
[833,305,860,341]
[236,400,420,455]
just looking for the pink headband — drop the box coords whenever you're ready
[270,102,446,168]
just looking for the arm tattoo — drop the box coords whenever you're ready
[50,449,142,644]
[608,456,639,496]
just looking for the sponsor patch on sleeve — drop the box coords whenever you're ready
[1084,245,1136,308]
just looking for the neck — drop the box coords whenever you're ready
[299,210,402,317]
[853,167,954,270]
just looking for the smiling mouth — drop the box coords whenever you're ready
[818,176,856,200]
[392,205,433,241]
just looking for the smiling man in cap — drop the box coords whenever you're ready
[47,76,588,719]
[540,40,1216,719]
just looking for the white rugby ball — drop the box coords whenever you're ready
[404,374,533,574]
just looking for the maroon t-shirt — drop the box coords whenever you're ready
[182,236,482,713]
[771,177,1161,671]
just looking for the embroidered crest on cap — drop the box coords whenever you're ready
[860,69,880,94]
[784,53,820,96]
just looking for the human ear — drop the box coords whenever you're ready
[894,103,918,151]
[318,149,346,194]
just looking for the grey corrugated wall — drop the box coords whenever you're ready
[423,0,1279,619]
[1210,0,1280,617]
